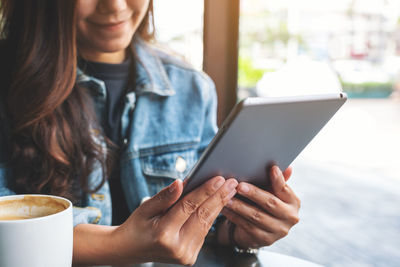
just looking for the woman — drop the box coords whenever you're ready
[0,0,300,265]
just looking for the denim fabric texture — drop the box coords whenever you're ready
[0,37,218,226]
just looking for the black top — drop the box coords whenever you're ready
[79,56,132,225]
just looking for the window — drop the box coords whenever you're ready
[237,1,400,266]
[238,0,400,99]
[153,0,204,70]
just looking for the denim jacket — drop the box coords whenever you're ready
[0,37,218,226]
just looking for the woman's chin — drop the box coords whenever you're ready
[95,37,133,52]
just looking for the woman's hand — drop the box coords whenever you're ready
[112,176,238,265]
[219,166,300,248]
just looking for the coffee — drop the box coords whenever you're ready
[0,196,68,221]
[0,215,32,221]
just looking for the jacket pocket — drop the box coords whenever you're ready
[139,143,199,194]
[73,206,102,226]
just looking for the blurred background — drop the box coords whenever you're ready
[153,0,400,266]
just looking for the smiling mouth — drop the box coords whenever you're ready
[88,20,128,29]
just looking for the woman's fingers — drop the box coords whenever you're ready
[270,166,285,196]
[167,178,237,265]
[270,166,300,206]
[218,166,300,249]
[137,179,183,219]
[179,181,237,253]
[181,179,238,238]
[225,197,298,231]
[221,208,284,247]
[236,182,292,216]
[161,176,233,231]
[282,166,293,182]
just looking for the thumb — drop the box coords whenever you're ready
[270,166,288,199]
[138,179,183,219]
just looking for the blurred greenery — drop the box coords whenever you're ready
[238,56,275,88]
[238,11,304,88]
[341,80,394,98]
[240,15,304,49]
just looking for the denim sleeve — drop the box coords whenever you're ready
[72,164,112,227]
[0,163,109,227]
[0,164,16,197]
[0,165,106,227]
[0,123,15,196]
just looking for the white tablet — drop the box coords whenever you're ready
[182,93,347,195]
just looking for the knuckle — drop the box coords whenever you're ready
[217,190,228,205]
[288,214,300,225]
[204,183,216,197]
[265,197,277,209]
[155,231,172,249]
[296,196,302,208]
[264,236,274,246]
[197,206,213,230]
[218,187,229,200]
[251,210,262,223]
[277,226,289,237]
[181,199,198,215]
[177,254,193,266]
[281,184,291,194]
[151,217,160,230]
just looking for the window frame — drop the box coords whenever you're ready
[203,0,240,126]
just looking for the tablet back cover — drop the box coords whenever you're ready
[183,93,346,194]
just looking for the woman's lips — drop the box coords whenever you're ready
[88,20,128,31]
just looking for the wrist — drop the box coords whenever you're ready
[107,225,129,263]
[216,218,259,255]
[110,222,142,265]
[73,224,120,265]
[228,222,259,255]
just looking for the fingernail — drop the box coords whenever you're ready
[226,199,233,207]
[239,183,250,193]
[213,177,225,190]
[169,180,177,193]
[228,179,238,191]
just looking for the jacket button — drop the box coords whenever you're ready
[123,138,128,145]
[175,156,187,173]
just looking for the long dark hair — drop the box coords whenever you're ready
[0,0,155,202]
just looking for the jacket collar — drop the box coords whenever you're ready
[133,36,175,96]
[77,36,175,97]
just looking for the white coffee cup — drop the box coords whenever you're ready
[0,194,73,267]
